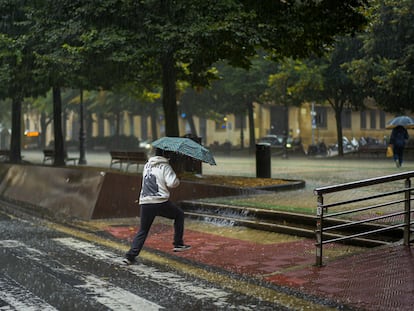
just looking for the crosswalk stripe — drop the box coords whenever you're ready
[53,237,243,309]
[75,275,161,311]
[0,240,162,311]
[0,276,58,311]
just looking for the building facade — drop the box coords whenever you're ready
[24,101,403,152]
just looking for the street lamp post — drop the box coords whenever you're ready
[78,89,87,165]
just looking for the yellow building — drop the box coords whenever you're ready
[24,101,406,152]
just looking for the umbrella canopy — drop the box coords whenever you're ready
[386,116,414,129]
[151,137,216,165]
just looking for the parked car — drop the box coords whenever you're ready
[257,135,284,147]
[257,135,304,153]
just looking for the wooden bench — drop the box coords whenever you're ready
[109,150,148,172]
[357,145,387,158]
[43,149,79,165]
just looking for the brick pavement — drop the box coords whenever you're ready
[103,220,414,311]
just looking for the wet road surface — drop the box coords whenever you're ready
[0,208,337,311]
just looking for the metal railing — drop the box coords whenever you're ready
[314,171,414,266]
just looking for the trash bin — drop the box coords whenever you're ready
[181,134,202,174]
[256,143,271,178]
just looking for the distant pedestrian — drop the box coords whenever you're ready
[123,148,191,265]
[389,125,409,168]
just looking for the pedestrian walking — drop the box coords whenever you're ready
[123,148,191,265]
[389,125,409,168]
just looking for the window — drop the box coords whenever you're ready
[379,110,386,129]
[370,110,376,129]
[315,106,327,128]
[360,111,366,129]
[341,108,352,129]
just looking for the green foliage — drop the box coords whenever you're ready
[181,57,277,118]
[348,0,414,113]
[0,0,369,141]
[266,35,366,155]
[68,0,367,136]
[267,58,325,106]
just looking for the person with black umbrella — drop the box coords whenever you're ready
[389,125,409,168]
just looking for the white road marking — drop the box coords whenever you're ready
[0,240,162,311]
[0,276,57,311]
[53,237,248,309]
[75,275,161,311]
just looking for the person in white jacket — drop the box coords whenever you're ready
[124,148,191,265]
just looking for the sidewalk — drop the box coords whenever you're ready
[95,215,412,311]
[24,150,414,309]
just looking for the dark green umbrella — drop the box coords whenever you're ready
[151,137,216,165]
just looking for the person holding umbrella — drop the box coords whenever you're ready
[123,147,191,265]
[389,125,409,168]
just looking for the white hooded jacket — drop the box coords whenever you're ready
[139,156,180,204]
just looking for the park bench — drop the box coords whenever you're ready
[43,149,79,165]
[109,150,148,172]
[356,145,387,158]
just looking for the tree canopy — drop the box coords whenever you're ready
[0,0,369,162]
[71,0,368,136]
[267,35,366,156]
[349,0,414,113]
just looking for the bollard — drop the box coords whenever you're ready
[256,143,271,178]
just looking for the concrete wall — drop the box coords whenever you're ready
[0,164,261,220]
[0,164,105,219]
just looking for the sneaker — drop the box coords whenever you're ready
[122,257,135,265]
[173,245,191,252]
[395,160,400,168]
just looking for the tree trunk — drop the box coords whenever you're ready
[150,108,158,140]
[141,113,148,141]
[161,52,179,137]
[239,113,244,149]
[115,112,121,136]
[247,102,255,150]
[40,112,47,149]
[53,86,65,166]
[334,102,344,157]
[9,97,22,163]
[78,89,87,164]
[129,113,134,136]
[86,110,93,145]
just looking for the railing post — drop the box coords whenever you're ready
[404,178,411,246]
[315,193,324,266]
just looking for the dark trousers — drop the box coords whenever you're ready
[126,201,185,259]
[393,145,405,165]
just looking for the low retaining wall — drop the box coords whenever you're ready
[0,164,105,219]
[0,164,304,220]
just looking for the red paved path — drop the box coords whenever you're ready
[105,223,414,311]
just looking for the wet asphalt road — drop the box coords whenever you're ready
[0,208,295,311]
